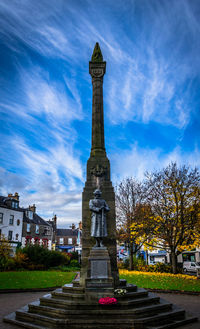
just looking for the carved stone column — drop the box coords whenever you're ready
[80,43,119,287]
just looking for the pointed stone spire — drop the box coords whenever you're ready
[91,42,103,62]
[89,43,106,156]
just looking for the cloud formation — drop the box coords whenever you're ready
[0,0,199,225]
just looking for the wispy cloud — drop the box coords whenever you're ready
[112,144,200,182]
[0,0,199,225]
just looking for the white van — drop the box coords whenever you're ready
[183,261,200,273]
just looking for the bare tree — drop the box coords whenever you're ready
[115,178,150,270]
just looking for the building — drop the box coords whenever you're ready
[56,222,82,253]
[47,215,57,250]
[22,204,53,250]
[0,193,23,255]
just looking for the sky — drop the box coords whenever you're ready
[0,0,200,228]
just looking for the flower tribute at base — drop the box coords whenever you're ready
[98,297,118,305]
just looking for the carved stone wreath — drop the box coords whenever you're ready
[90,164,107,177]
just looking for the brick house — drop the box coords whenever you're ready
[22,205,53,250]
[56,223,82,252]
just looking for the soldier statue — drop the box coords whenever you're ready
[89,189,110,247]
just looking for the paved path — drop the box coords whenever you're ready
[1,291,200,328]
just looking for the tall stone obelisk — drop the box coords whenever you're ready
[81,43,119,287]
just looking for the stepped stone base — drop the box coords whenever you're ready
[4,279,198,329]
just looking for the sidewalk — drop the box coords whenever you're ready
[1,291,199,328]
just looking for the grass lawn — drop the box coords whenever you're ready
[119,269,200,292]
[0,271,76,290]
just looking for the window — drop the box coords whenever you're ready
[59,238,64,245]
[35,225,39,234]
[11,201,18,209]
[26,210,33,219]
[68,238,72,244]
[0,213,3,224]
[17,219,20,226]
[8,231,13,240]
[27,223,31,232]
[44,226,51,236]
[16,233,19,240]
[9,215,14,225]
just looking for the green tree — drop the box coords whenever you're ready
[0,235,12,270]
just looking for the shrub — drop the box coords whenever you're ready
[133,256,146,270]
[61,253,71,266]
[21,245,68,269]
[14,251,29,269]
[66,251,79,261]
[26,264,46,271]
[4,258,16,271]
[149,262,172,273]
[117,258,130,269]
[70,259,80,268]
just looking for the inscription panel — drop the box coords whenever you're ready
[91,260,108,279]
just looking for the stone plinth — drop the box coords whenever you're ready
[85,247,114,301]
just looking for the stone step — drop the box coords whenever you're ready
[62,283,85,294]
[4,311,44,329]
[134,308,185,327]
[15,306,191,329]
[49,288,148,304]
[146,315,198,329]
[18,307,184,329]
[28,299,172,320]
[117,289,148,300]
[114,284,137,293]
[5,304,196,329]
[51,288,85,300]
[16,309,63,328]
[71,280,80,287]
[40,294,160,310]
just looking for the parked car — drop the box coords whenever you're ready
[183,261,200,273]
[117,249,128,260]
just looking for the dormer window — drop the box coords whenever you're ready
[26,210,33,219]
[11,201,18,209]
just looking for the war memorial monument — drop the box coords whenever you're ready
[4,43,197,328]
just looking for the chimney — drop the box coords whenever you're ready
[8,193,13,198]
[29,204,36,213]
[79,221,82,230]
[71,223,76,230]
[14,192,19,201]
[53,214,57,225]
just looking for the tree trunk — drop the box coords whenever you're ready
[129,242,134,270]
[146,250,148,265]
[171,250,177,274]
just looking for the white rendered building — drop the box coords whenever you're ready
[0,193,23,255]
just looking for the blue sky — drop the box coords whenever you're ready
[0,0,200,227]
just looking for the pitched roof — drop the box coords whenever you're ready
[23,211,51,226]
[0,195,23,211]
[56,228,79,237]
[0,194,51,227]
